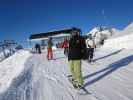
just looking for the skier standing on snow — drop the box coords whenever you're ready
[35,43,41,54]
[85,35,95,62]
[68,30,84,89]
[62,38,69,56]
[47,37,53,60]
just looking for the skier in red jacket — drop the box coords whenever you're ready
[62,38,69,56]
[47,37,53,60]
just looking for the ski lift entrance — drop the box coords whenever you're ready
[28,27,81,49]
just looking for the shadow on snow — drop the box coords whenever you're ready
[93,49,123,62]
[54,56,66,60]
[84,55,133,87]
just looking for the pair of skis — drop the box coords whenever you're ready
[67,75,91,95]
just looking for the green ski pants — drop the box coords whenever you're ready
[69,60,84,86]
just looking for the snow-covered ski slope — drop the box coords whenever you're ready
[2,48,132,100]
[101,22,133,49]
[0,28,133,100]
[0,50,32,100]
[103,33,133,49]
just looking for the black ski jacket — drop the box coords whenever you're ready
[68,35,84,60]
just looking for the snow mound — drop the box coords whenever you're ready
[103,33,133,49]
[0,50,32,94]
[103,22,133,50]
[87,26,120,38]
[87,22,133,47]
[87,26,121,46]
[110,22,133,39]
[124,22,133,33]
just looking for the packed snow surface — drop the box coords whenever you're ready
[0,50,32,94]
[0,47,133,100]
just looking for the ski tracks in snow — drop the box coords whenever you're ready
[30,53,98,100]
[3,48,132,100]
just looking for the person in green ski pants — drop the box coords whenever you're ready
[68,29,85,88]
[69,60,84,87]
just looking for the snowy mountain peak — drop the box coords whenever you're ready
[88,26,112,35]
[110,22,133,39]
[86,22,133,47]
[87,26,119,38]
[123,22,133,33]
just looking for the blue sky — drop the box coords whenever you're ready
[0,0,133,47]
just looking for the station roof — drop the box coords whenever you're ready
[29,27,81,41]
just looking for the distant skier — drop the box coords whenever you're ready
[85,36,95,62]
[35,43,41,54]
[68,30,84,89]
[47,37,53,60]
[100,39,105,45]
[62,38,69,56]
